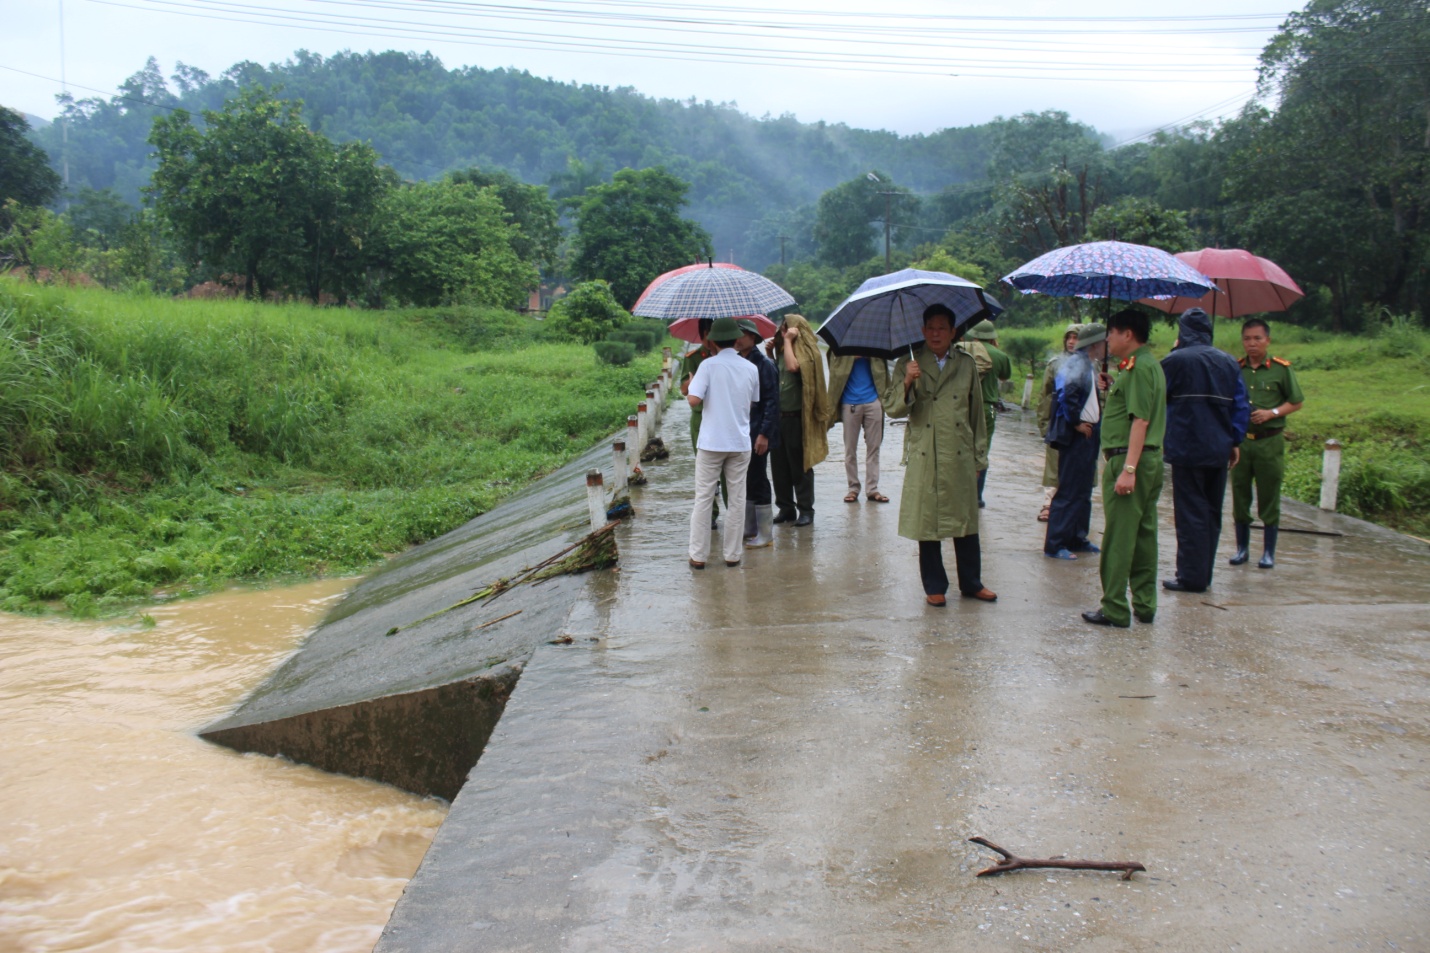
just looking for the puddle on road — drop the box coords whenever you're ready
[0,580,446,953]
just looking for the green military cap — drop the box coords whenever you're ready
[1075,323,1107,349]
[966,320,998,340]
[708,316,742,343]
[1064,322,1083,337]
[735,318,763,338]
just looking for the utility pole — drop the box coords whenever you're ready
[876,191,899,269]
[778,235,788,266]
[59,0,69,209]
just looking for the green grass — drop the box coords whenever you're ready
[0,281,662,615]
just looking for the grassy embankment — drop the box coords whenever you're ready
[0,281,662,615]
[998,320,1430,538]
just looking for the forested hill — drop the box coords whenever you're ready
[28,51,1008,267]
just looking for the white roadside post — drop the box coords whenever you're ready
[626,416,639,474]
[585,470,606,532]
[646,389,658,424]
[662,346,673,374]
[1021,374,1034,410]
[612,440,628,494]
[637,401,649,446]
[1319,439,1342,511]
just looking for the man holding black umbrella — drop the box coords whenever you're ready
[884,304,996,607]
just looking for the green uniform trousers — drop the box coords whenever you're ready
[689,411,727,515]
[1099,451,1165,627]
[1231,432,1284,526]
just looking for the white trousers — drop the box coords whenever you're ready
[841,401,884,495]
[690,449,751,564]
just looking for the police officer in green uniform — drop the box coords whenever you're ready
[1083,309,1166,628]
[966,320,1011,507]
[1230,317,1304,569]
[679,320,724,527]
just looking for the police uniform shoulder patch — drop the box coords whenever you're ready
[1238,356,1248,367]
[1119,355,1136,371]
[1271,356,1291,367]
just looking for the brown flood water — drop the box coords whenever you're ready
[0,580,446,953]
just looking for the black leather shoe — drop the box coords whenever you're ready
[1162,578,1205,593]
[793,512,814,527]
[772,509,797,524]
[1081,609,1129,628]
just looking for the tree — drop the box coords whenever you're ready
[0,107,62,220]
[1086,197,1195,252]
[368,180,537,308]
[1217,0,1430,326]
[148,86,382,300]
[0,201,78,280]
[448,166,562,270]
[571,167,711,308]
[544,280,630,343]
[67,188,135,250]
[813,172,918,269]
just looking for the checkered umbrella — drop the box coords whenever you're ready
[816,269,998,358]
[1002,241,1218,302]
[632,265,795,321]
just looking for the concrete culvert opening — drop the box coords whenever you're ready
[199,438,626,801]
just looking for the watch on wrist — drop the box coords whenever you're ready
[1272,407,1280,416]
[1124,464,1136,473]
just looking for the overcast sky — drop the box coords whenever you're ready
[3,0,1293,140]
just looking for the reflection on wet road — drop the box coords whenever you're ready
[0,580,445,953]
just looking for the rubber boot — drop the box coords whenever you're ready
[1229,522,1251,565]
[1258,525,1278,569]
[977,469,988,508]
[743,501,758,540]
[747,504,774,548]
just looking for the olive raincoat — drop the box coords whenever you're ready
[780,314,831,471]
[884,347,987,541]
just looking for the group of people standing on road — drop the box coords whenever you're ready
[681,304,1303,628]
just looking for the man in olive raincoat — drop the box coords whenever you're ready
[884,304,997,607]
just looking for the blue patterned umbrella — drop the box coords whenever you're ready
[1002,241,1218,301]
[631,265,795,320]
[816,268,999,358]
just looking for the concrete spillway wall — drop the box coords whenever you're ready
[201,434,620,800]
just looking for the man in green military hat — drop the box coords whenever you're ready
[1083,309,1165,628]
[965,319,1011,507]
[1036,322,1084,521]
[1230,317,1304,569]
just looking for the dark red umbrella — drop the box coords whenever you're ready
[1139,248,1303,318]
[633,261,743,311]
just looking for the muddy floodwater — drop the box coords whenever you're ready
[0,580,446,953]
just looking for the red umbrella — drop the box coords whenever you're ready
[1139,248,1303,318]
[668,314,776,344]
[633,261,743,310]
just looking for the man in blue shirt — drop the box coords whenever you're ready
[827,354,891,503]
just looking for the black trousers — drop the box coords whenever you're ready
[919,537,982,597]
[1044,425,1099,554]
[771,415,814,515]
[1171,464,1228,590]
[747,440,772,505]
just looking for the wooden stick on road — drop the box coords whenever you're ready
[969,837,1146,880]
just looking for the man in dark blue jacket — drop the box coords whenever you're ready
[736,319,780,547]
[1161,308,1251,593]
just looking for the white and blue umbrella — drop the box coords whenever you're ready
[1002,241,1218,302]
[816,268,998,358]
[632,264,796,321]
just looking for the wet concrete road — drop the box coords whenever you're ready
[380,401,1430,953]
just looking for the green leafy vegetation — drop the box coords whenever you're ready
[0,280,658,615]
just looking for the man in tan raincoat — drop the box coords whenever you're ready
[883,304,997,607]
[768,313,830,526]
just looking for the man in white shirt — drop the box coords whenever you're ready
[687,316,761,568]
